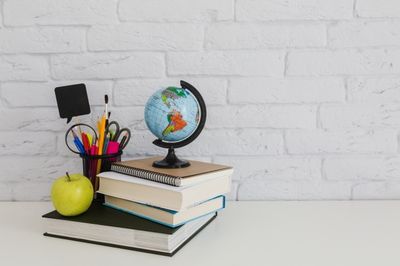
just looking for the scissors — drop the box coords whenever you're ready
[105,121,131,150]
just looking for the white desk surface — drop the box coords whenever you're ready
[1,201,400,266]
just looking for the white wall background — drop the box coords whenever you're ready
[1,0,400,201]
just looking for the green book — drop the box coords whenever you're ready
[42,201,216,256]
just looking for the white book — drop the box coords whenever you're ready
[97,170,232,211]
[104,195,226,228]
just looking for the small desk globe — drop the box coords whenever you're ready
[144,80,206,168]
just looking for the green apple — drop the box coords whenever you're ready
[51,172,94,216]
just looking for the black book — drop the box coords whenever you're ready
[42,202,216,256]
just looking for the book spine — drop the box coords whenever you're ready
[111,165,180,186]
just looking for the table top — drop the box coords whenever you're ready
[1,201,400,266]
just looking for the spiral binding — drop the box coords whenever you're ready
[111,165,179,186]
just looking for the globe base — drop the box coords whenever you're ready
[153,147,191,168]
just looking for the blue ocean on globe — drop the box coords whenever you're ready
[144,87,201,143]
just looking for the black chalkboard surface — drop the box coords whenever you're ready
[54,83,90,123]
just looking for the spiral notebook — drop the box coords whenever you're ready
[111,157,232,186]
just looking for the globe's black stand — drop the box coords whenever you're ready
[152,80,206,169]
[152,147,190,168]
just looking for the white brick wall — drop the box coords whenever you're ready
[167,51,285,76]
[2,0,400,201]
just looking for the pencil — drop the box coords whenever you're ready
[96,115,106,174]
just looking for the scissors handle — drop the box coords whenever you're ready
[115,128,131,150]
[105,121,120,140]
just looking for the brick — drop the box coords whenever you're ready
[226,182,238,201]
[126,129,284,157]
[0,7,3,28]
[2,81,112,107]
[13,181,52,201]
[0,183,13,201]
[89,105,144,132]
[0,28,85,53]
[181,129,284,156]
[214,156,321,181]
[0,156,79,182]
[329,21,400,48]
[123,130,161,156]
[55,133,72,157]
[167,51,284,76]
[324,156,400,181]
[0,108,64,131]
[238,180,352,200]
[320,104,400,128]
[356,0,400,18]
[185,156,213,163]
[286,129,397,154]
[114,78,227,106]
[116,156,212,164]
[287,49,400,76]
[352,182,400,199]
[3,0,118,26]
[88,24,203,51]
[348,77,400,103]
[229,78,344,104]
[206,23,326,49]
[236,0,353,21]
[0,132,55,155]
[51,53,165,80]
[207,105,316,129]
[0,55,48,81]
[190,129,283,155]
[105,106,146,131]
[119,0,233,22]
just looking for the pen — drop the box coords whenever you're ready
[72,128,85,154]
[92,141,98,176]
[103,136,109,154]
[73,138,85,154]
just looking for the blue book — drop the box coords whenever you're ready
[104,195,225,228]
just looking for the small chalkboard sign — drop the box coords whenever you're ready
[55,83,91,123]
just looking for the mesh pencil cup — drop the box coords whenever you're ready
[65,123,122,191]
[80,151,122,191]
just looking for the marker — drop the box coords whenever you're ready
[107,141,119,154]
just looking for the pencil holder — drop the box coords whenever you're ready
[80,151,122,192]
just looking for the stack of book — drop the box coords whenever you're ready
[43,157,233,256]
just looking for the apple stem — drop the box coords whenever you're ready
[66,172,71,182]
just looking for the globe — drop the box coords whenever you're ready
[144,81,206,168]
[144,87,200,143]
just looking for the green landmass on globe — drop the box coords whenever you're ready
[161,87,187,108]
